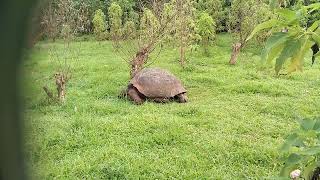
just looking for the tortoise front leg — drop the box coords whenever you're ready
[176,93,188,103]
[128,87,145,105]
[153,98,170,103]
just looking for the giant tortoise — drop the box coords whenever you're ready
[124,68,188,104]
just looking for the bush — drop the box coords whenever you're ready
[195,0,224,32]
[92,9,107,40]
[140,8,160,45]
[108,2,123,44]
[196,12,216,55]
[74,2,91,34]
[123,20,136,39]
[228,0,272,45]
[60,24,73,41]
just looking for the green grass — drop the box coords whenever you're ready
[23,34,320,179]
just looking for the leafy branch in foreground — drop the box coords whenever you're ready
[247,3,320,75]
[278,117,320,180]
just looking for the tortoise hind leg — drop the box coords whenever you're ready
[128,86,145,105]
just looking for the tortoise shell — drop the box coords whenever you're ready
[130,68,186,98]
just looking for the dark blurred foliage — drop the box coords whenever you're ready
[0,0,37,180]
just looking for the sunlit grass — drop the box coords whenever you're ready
[23,34,320,179]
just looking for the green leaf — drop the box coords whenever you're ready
[299,146,320,156]
[280,164,299,178]
[308,20,320,32]
[276,9,298,24]
[313,118,320,131]
[275,39,302,74]
[281,133,299,152]
[262,32,289,62]
[286,153,302,165]
[304,3,320,11]
[267,43,285,63]
[303,161,317,179]
[312,33,320,46]
[246,19,280,41]
[288,39,313,73]
[300,118,316,131]
[292,138,305,148]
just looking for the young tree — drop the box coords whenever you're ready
[42,0,80,102]
[74,2,91,35]
[113,1,179,79]
[123,20,136,40]
[92,9,107,40]
[196,12,216,56]
[174,0,196,67]
[108,2,123,47]
[228,0,271,65]
[106,0,137,23]
[194,0,224,31]
[40,0,63,41]
[161,1,175,46]
[139,8,160,47]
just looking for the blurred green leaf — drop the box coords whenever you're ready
[303,161,317,179]
[281,133,299,152]
[304,3,320,12]
[266,43,285,63]
[280,164,298,178]
[300,118,316,131]
[313,118,320,131]
[262,32,289,61]
[308,20,320,32]
[246,19,280,41]
[299,146,320,156]
[292,138,305,148]
[275,39,302,74]
[312,33,320,46]
[286,153,302,164]
[288,39,313,73]
[276,9,298,24]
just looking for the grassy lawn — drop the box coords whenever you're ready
[23,34,320,179]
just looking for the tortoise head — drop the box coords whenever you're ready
[176,93,188,103]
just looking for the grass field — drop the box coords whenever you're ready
[23,34,320,179]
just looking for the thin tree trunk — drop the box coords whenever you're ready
[229,43,242,65]
[130,47,149,78]
[55,73,67,102]
[43,86,54,99]
[180,44,185,67]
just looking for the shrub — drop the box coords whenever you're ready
[123,20,136,39]
[140,8,160,45]
[195,0,224,32]
[92,9,107,40]
[108,2,123,45]
[196,12,216,55]
[228,0,272,46]
[60,24,73,41]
